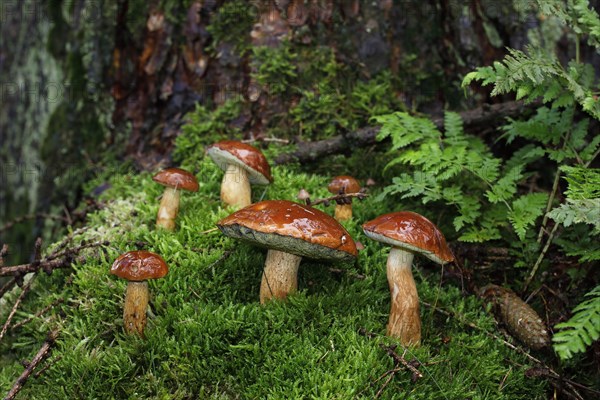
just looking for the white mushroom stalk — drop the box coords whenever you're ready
[259,249,302,304]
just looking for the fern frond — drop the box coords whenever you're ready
[553,285,600,360]
[508,193,549,240]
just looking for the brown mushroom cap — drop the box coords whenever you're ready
[328,175,361,194]
[206,140,273,185]
[152,168,199,192]
[217,200,358,261]
[362,211,454,264]
[110,251,169,281]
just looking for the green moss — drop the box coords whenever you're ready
[252,42,299,95]
[173,99,244,167]
[1,153,549,399]
[207,0,257,54]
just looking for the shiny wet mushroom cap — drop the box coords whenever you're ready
[110,250,169,281]
[217,200,357,303]
[152,168,199,192]
[362,211,454,265]
[206,141,273,208]
[217,200,357,261]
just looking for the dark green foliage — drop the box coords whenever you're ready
[207,0,257,53]
[374,111,551,243]
[553,285,600,359]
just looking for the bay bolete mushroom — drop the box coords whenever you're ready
[328,175,361,221]
[152,168,199,230]
[217,200,358,304]
[110,251,169,336]
[206,140,273,208]
[362,211,454,346]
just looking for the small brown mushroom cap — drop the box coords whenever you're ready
[206,140,273,185]
[110,251,169,281]
[362,211,454,264]
[328,175,361,194]
[217,200,358,261]
[152,168,199,192]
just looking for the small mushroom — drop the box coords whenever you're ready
[110,251,169,336]
[217,200,357,304]
[362,211,454,346]
[327,175,361,221]
[206,140,273,208]
[152,168,199,230]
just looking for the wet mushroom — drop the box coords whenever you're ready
[110,251,169,336]
[152,168,199,230]
[362,211,454,346]
[327,175,361,221]
[217,200,358,304]
[206,140,273,208]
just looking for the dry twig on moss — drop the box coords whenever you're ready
[4,329,60,400]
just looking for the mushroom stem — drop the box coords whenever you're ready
[386,247,420,346]
[260,249,302,304]
[221,164,251,208]
[156,187,181,230]
[123,281,149,336]
[334,204,353,221]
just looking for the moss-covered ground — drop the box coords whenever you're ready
[0,146,548,399]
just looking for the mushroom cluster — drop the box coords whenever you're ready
[107,139,463,347]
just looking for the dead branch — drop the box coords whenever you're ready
[0,240,108,278]
[379,344,424,380]
[304,191,369,207]
[275,100,538,165]
[0,278,34,343]
[4,328,60,400]
[10,298,64,331]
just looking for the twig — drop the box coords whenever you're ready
[304,192,368,207]
[524,222,560,291]
[10,298,64,331]
[0,278,34,342]
[0,244,8,266]
[4,328,60,400]
[374,369,397,399]
[537,171,561,243]
[0,256,81,278]
[0,278,17,298]
[242,137,290,144]
[379,344,424,379]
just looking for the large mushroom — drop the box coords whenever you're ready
[152,168,199,230]
[206,140,273,208]
[362,211,454,346]
[110,251,169,336]
[217,200,358,304]
[327,175,362,221]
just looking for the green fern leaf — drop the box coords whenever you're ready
[508,193,549,240]
[553,286,600,360]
